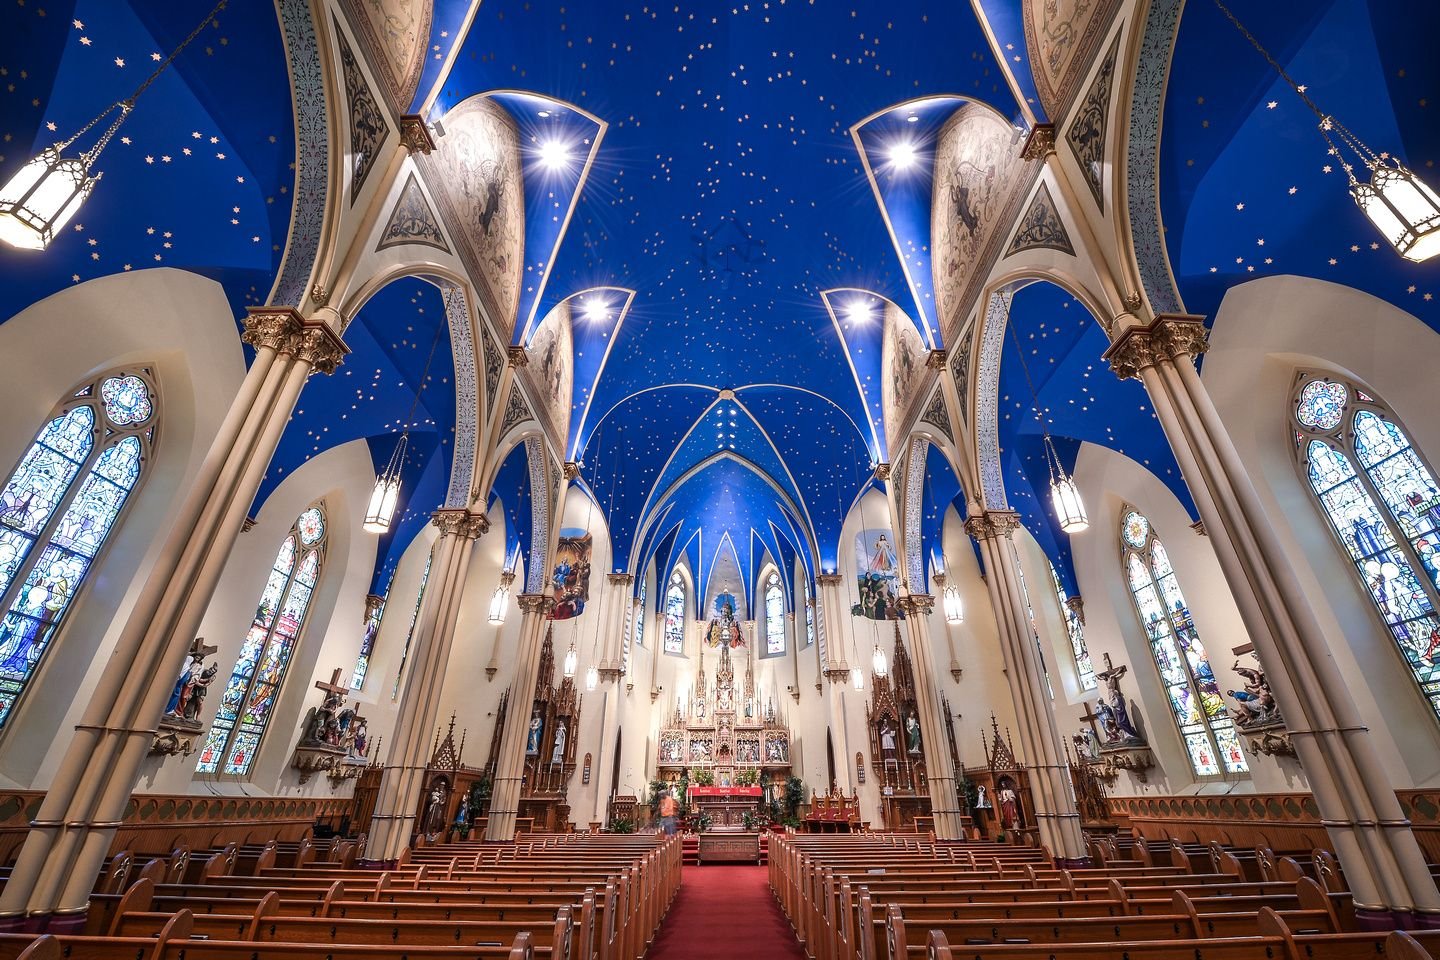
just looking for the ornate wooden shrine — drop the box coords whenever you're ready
[409,713,491,842]
[515,624,582,831]
[963,715,1038,842]
[864,623,932,830]
[656,639,791,825]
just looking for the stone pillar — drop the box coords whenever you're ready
[486,594,557,841]
[365,509,486,864]
[895,595,963,840]
[966,512,1086,863]
[598,573,632,679]
[0,309,345,927]
[816,573,854,791]
[1105,316,1440,924]
[589,573,631,824]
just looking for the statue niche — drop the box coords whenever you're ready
[517,624,582,831]
[864,622,930,830]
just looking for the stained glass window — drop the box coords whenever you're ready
[634,576,647,649]
[197,507,325,776]
[1120,507,1247,777]
[664,571,685,654]
[391,553,433,700]
[350,593,385,691]
[1293,374,1440,724]
[804,582,815,649]
[1010,542,1053,699]
[765,572,785,655]
[0,371,154,729]
[1050,561,1096,691]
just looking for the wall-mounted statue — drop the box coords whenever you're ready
[1094,653,1144,745]
[1227,658,1281,728]
[165,638,219,724]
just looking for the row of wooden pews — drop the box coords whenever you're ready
[768,833,1440,960]
[0,832,680,960]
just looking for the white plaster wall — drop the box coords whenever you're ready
[0,270,244,790]
[1202,274,1440,788]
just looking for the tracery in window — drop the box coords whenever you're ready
[664,571,686,654]
[765,572,785,655]
[1050,561,1096,691]
[1010,542,1053,700]
[635,576,647,648]
[350,592,384,691]
[1120,507,1247,776]
[0,370,155,729]
[391,553,433,700]
[197,506,325,776]
[804,581,815,649]
[1293,374,1440,723]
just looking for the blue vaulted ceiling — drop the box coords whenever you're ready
[0,0,294,322]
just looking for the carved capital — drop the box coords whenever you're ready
[823,667,852,684]
[293,323,348,375]
[926,348,948,371]
[516,594,556,615]
[597,663,624,683]
[964,510,1021,541]
[874,462,891,481]
[1103,314,1210,381]
[241,306,306,352]
[1020,123,1057,161]
[1190,519,1208,537]
[563,461,581,480]
[399,114,437,155]
[507,345,529,368]
[1065,595,1086,625]
[432,508,488,539]
[816,573,844,587]
[897,593,935,616]
[606,572,633,587]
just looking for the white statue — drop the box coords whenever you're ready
[551,720,567,765]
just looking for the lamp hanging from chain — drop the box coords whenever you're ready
[488,565,516,625]
[1213,0,1440,262]
[871,622,889,677]
[585,664,599,692]
[563,638,579,678]
[365,309,447,534]
[850,666,864,691]
[0,0,228,250]
[936,561,964,625]
[1005,291,1088,534]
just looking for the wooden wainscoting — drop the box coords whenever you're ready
[0,791,351,863]
[1108,789,1440,861]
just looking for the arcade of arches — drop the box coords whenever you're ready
[1,0,1440,950]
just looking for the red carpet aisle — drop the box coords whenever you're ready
[645,864,806,959]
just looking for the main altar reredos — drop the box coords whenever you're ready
[655,618,792,827]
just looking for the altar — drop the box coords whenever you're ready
[697,831,761,864]
[687,785,762,829]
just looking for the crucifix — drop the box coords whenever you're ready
[314,668,349,712]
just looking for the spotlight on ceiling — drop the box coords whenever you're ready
[538,139,572,170]
[582,298,609,323]
[887,140,918,170]
[845,300,875,323]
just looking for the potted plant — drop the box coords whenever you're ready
[608,818,636,834]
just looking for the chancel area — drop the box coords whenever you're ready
[1,0,1439,955]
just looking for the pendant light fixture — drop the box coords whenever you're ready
[563,638,579,678]
[488,565,515,625]
[364,307,447,534]
[942,579,964,624]
[0,0,228,250]
[1213,0,1440,262]
[1005,290,1088,534]
[871,622,889,677]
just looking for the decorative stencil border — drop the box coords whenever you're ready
[903,436,927,591]
[272,0,329,309]
[975,291,1012,510]
[441,283,479,508]
[525,436,550,594]
[1125,2,1184,315]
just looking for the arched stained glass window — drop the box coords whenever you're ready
[197,506,326,776]
[1292,374,1440,723]
[804,582,815,649]
[1010,542,1053,699]
[0,370,155,729]
[765,572,785,655]
[634,576,647,649]
[664,571,685,654]
[1049,561,1096,691]
[391,552,432,700]
[350,593,385,691]
[1120,507,1248,777]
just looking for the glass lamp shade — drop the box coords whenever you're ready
[1352,164,1440,263]
[850,666,864,691]
[0,147,96,251]
[585,665,599,692]
[562,645,578,678]
[362,474,402,534]
[871,644,889,678]
[488,583,510,624]
[1050,474,1089,533]
[943,584,964,624]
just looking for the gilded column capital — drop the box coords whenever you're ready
[1065,595,1086,625]
[823,666,852,684]
[964,510,1021,541]
[816,573,844,587]
[563,461,581,480]
[241,306,305,352]
[1102,314,1209,381]
[926,348,948,370]
[516,594,556,615]
[293,323,348,375]
[507,345,529,368]
[874,462,891,481]
[606,572,633,587]
[1020,123,1057,160]
[432,508,489,539]
[898,594,935,616]
[398,114,436,155]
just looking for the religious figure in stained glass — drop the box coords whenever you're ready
[1049,561,1095,691]
[196,507,326,776]
[1292,374,1440,724]
[664,571,686,654]
[1119,507,1248,777]
[764,573,785,655]
[0,371,154,729]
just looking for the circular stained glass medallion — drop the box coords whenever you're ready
[1122,511,1149,548]
[1296,379,1347,431]
[297,507,326,545]
[99,375,153,426]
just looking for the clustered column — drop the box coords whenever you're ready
[816,573,855,792]
[967,512,1086,864]
[589,573,633,825]
[0,308,345,927]
[486,594,558,841]
[896,594,965,841]
[1105,315,1440,925]
[365,508,487,865]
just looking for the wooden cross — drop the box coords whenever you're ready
[315,668,349,706]
[188,636,218,660]
[1078,704,1103,738]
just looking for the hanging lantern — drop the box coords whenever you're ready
[850,666,864,691]
[871,643,889,678]
[1351,162,1440,262]
[585,665,599,692]
[488,571,514,625]
[363,432,407,534]
[943,583,964,625]
[563,643,578,678]
[1045,434,1088,534]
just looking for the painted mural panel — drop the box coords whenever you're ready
[346,0,430,108]
[931,104,1030,339]
[881,301,928,455]
[524,301,575,450]
[1023,0,1121,115]
[853,529,904,621]
[422,96,525,337]
[550,527,592,620]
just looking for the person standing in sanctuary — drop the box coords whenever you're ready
[658,791,678,836]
